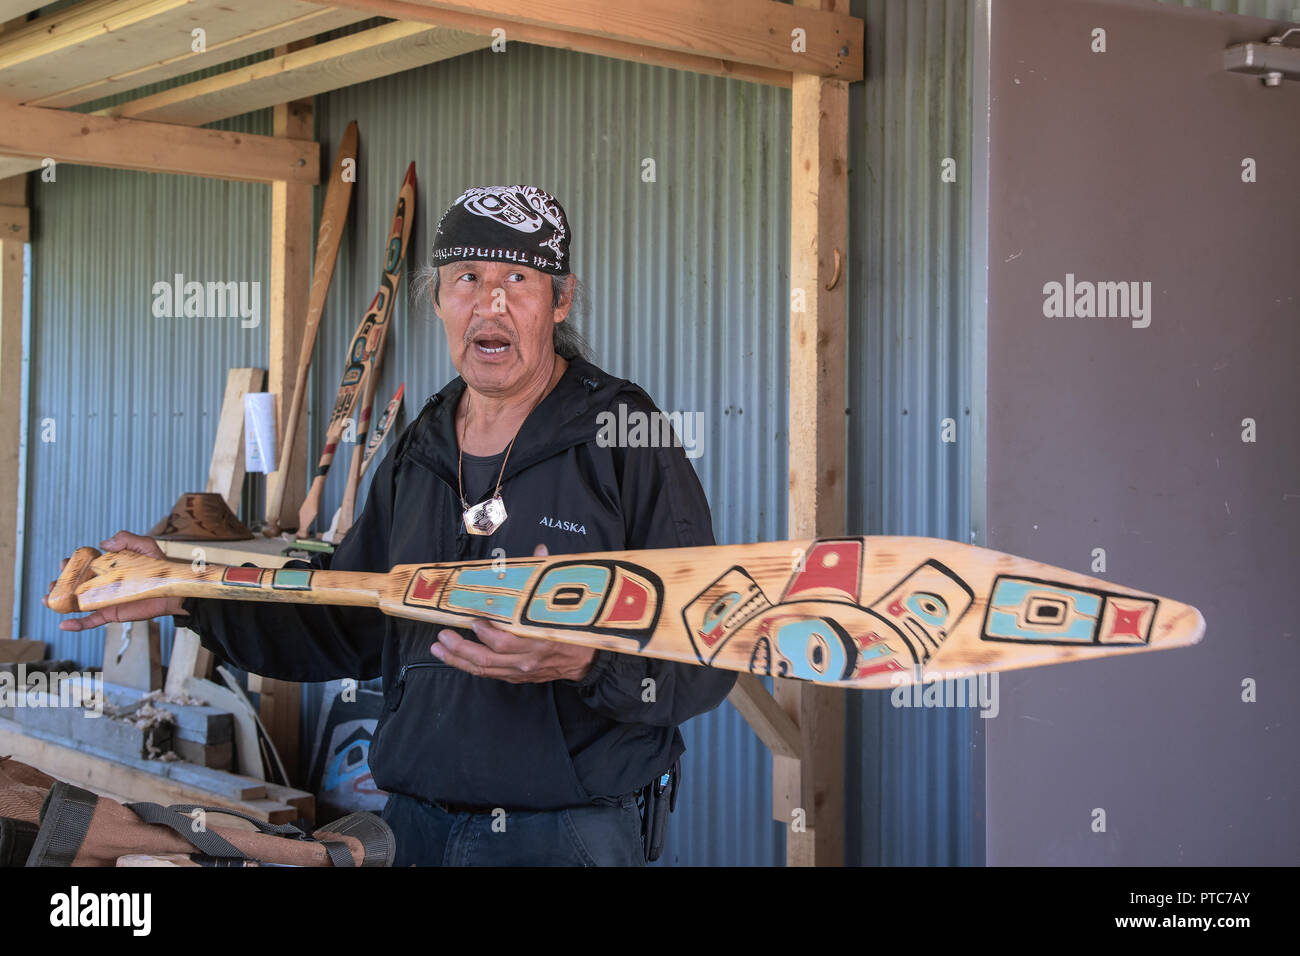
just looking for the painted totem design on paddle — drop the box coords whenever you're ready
[682,539,975,682]
[979,576,1156,645]
[402,560,663,643]
[221,567,314,591]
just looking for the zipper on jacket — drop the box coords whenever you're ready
[391,660,442,711]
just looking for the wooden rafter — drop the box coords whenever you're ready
[324,0,860,81]
[0,175,22,637]
[0,0,366,108]
[0,101,319,183]
[105,22,489,125]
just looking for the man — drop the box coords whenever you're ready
[51,184,735,866]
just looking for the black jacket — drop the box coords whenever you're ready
[180,357,736,810]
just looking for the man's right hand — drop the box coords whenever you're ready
[44,530,189,631]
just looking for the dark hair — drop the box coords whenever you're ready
[414,262,592,361]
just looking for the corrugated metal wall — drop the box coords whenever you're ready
[19,0,1285,866]
[845,0,979,867]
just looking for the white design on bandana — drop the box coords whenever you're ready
[454,186,567,266]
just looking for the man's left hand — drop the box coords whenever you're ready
[429,544,597,684]
[432,621,596,684]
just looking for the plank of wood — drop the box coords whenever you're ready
[0,158,37,181]
[157,536,294,568]
[164,627,213,697]
[0,716,294,820]
[324,0,862,79]
[54,538,1207,688]
[204,367,265,513]
[0,0,365,106]
[108,22,489,125]
[262,782,314,824]
[172,737,233,770]
[0,237,20,635]
[264,120,356,536]
[0,203,27,241]
[249,675,298,787]
[33,8,366,108]
[727,674,801,760]
[265,80,313,535]
[102,620,161,691]
[311,0,790,87]
[0,101,319,184]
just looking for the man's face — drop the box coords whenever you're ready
[434,261,571,397]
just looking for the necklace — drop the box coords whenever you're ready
[456,389,536,536]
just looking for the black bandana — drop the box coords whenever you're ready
[432,185,572,276]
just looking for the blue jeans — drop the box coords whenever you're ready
[381,791,647,866]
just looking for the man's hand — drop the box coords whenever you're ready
[44,530,189,631]
[429,544,597,684]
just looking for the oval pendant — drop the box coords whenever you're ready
[463,495,508,536]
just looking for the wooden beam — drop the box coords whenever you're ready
[0,0,193,75]
[774,0,850,869]
[0,227,21,635]
[0,0,366,108]
[0,101,318,184]
[0,203,27,241]
[105,22,490,125]
[0,717,302,823]
[324,0,853,83]
[728,674,802,760]
[0,158,38,181]
[258,61,311,784]
[31,7,367,109]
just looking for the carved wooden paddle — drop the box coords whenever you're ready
[48,537,1204,689]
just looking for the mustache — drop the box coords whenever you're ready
[463,321,517,347]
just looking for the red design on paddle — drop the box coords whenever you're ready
[1108,604,1148,640]
[784,540,863,602]
[603,574,649,625]
[410,571,440,603]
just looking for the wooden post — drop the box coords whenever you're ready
[265,46,315,534]
[775,0,849,867]
[0,174,27,636]
[256,52,314,783]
